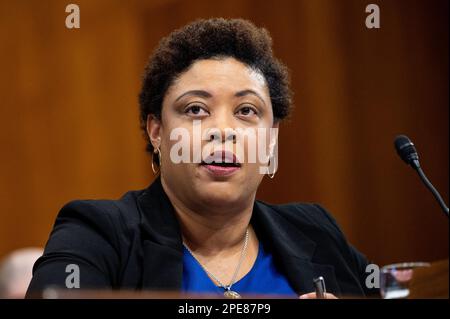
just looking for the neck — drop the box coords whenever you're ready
[161,179,255,255]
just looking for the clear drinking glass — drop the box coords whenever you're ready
[380,262,431,299]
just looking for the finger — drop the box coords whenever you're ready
[299,292,338,299]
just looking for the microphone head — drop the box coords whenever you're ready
[394,135,419,166]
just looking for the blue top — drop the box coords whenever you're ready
[182,242,298,297]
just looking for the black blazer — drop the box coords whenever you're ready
[27,177,376,297]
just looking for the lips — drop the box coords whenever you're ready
[201,150,241,166]
[200,150,241,176]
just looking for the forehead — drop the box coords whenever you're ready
[167,57,269,98]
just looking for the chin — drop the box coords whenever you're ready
[197,183,245,207]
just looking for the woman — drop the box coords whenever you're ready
[27,18,376,299]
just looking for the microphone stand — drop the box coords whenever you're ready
[412,159,449,218]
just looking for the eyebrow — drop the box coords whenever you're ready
[175,90,212,102]
[175,89,266,105]
[235,89,266,106]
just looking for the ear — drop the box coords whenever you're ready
[146,114,162,149]
[269,122,279,156]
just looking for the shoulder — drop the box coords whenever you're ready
[254,200,358,263]
[41,189,148,273]
[61,188,145,214]
[256,201,346,238]
[54,189,147,241]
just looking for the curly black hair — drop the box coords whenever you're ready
[139,18,293,155]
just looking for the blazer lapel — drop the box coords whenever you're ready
[137,177,183,291]
[252,201,341,296]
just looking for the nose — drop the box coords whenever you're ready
[206,109,237,144]
[208,129,236,144]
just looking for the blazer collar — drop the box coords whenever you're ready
[137,177,183,290]
[137,176,182,250]
[137,177,340,295]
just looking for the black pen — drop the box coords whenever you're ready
[313,276,326,299]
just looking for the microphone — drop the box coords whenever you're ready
[394,135,449,218]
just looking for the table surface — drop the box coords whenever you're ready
[34,259,449,299]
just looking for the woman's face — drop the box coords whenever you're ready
[148,57,277,211]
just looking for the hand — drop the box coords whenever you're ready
[299,292,338,299]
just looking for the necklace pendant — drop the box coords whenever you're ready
[224,290,241,299]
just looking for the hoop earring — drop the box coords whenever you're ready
[151,146,161,174]
[267,155,276,179]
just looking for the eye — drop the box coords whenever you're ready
[236,105,258,117]
[185,104,209,117]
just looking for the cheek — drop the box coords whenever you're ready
[235,127,272,165]
[161,124,194,166]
